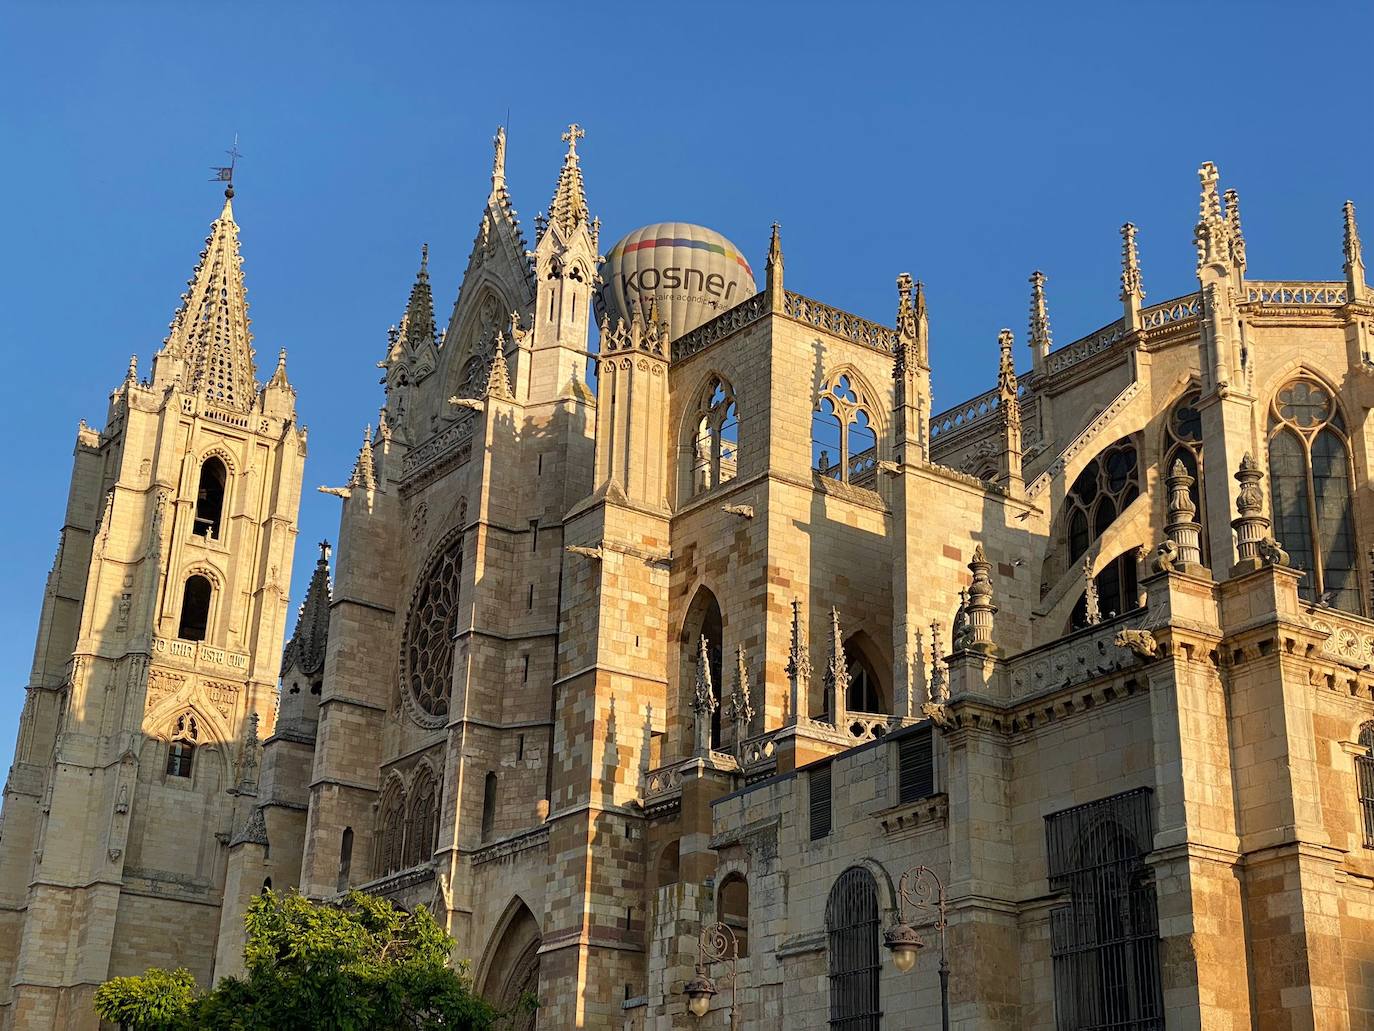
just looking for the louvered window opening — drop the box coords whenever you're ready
[1046,787,1163,1031]
[1357,755,1374,848]
[810,763,832,840]
[826,866,880,1030]
[897,728,934,804]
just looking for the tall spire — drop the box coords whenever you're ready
[161,193,258,410]
[1120,222,1145,329]
[1345,200,1367,301]
[396,243,437,354]
[280,541,332,678]
[1028,271,1052,370]
[348,426,376,491]
[545,123,590,239]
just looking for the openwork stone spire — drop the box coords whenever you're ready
[692,634,717,755]
[785,599,811,723]
[1121,222,1145,328]
[348,425,376,491]
[1028,271,1052,367]
[546,123,590,239]
[162,193,258,410]
[727,645,755,751]
[1164,459,1204,568]
[1346,201,1367,301]
[281,541,332,678]
[965,545,997,651]
[823,608,850,726]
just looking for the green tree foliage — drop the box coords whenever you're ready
[94,890,508,1031]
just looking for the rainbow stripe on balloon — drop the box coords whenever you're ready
[606,236,754,280]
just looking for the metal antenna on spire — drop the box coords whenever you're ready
[211,134,241,198]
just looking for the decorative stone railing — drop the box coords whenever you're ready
[738,732,778,770]
[402,415,475,478]
[1246,282,1348,306]
[797,711,903,745]
[1006,609,1144,699]
[782,291,900,354]
[1044,318,1126,377]
[930,386,1002,441]
[1139,292,1201,328]
[1305,605,1374,667]
[151,636,250,673]
[671,292,768,361]
[203,406,254,430]
[1026,380,1141,499]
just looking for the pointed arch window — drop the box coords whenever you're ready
[378,782,407,876]
[1070,551,1142,630]
[1066,438,1139,564]
[1163,391,1206,563]
[826,866,880,1029]
[194,457,228,539]
[690,376,739,496]
[812,374,878,486]
[406,769,438,866]
[178,575,212,642]
[843,639,886,715]
[1267,378,1360,611]
[165,712,198,778]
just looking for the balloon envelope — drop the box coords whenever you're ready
[596,224,757,341]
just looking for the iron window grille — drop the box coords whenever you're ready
[1356,754,1374,849]
[826,866,880,1030]
[1045,787,1163,1031]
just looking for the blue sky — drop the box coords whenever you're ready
[1,0,1370,763]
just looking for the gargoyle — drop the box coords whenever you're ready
[1152,539,1177,573]
[1113,627,1159,660]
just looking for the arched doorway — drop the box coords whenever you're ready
[479,899,542,1030]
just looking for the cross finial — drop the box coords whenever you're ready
[562,123,585,153]
[318,540,332,563]
[210,134,241,199]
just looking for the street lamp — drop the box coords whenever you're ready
[683,921,740,1028]
[883,864,950,1031]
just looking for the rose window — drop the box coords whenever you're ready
[402,534,463,722]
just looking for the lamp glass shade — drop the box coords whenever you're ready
[892,943,919,973]
[688,993,712,1017]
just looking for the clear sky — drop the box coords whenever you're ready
[1,0,1370,764]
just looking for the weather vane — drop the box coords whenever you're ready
[210,134,241,197]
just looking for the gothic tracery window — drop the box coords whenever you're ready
[378,781,407,876]
[1066,438,1139,563]
[1163,391,1207,562]
[1267,378,1360,611]
[812,374,878,487]
[165,712,198,778]
[402,533,463,724]
[690,376,739,496]
[405,767,438,867]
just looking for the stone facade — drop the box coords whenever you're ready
[4,133,1374,1031]
[0,185,305,1029]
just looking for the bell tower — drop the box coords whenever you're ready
[0,183,305,1030]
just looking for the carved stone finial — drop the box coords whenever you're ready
[1194,161,1234,277]
[1232,452,1273,568]
[997,329,1018,400]
[1028,272,1052,364]
[1120,223,1145,326]
[823,608,851,725]
[485,330,513,400]
[1083,559,1102,626]
[766,223,784,306]
[928,621,948,702]
[491,126,507,192]
[126,354,138,384]
[965,545,997,651]
[1345,200,1367,300]
[692,634,717,755]
[1164,458,1203,567]
[1224,188,1247,273]
[785,598,811,724]
[728,645,755,751]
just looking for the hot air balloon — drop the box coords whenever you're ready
[595,223,757,341]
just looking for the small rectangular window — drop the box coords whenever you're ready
[809,763,832,841]
[527,584,534,610]
[530,519,540,552]
[522,654,530,683]
[166,742,195,778]
[897,728,934,804]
